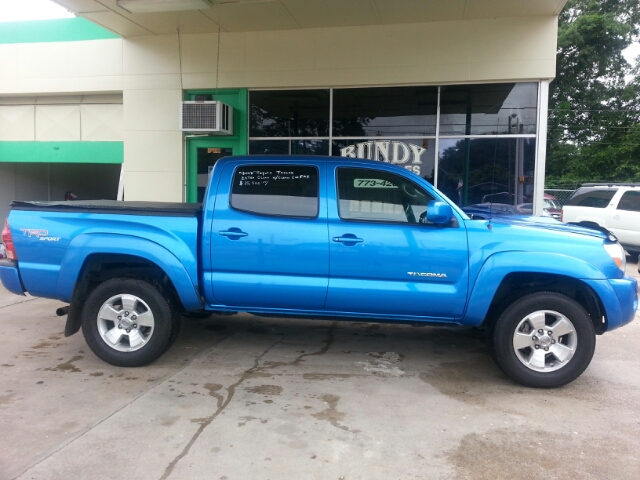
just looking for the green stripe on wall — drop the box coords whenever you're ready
[0,18,119,44]
[0,142,123,164]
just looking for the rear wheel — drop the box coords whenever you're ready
[81,277,180,367]
[490,291,596,388]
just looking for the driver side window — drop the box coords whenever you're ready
[336,167,434,224]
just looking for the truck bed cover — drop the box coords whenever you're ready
[10,200,202,217]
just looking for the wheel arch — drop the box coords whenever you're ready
[483,272,605,335]
[59,234,202,337]
[57,233,201,308]
[463,251,607,333]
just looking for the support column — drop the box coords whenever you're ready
[533,80,550,216]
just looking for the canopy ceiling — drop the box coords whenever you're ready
[51,0,567,37]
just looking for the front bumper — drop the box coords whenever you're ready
[0,259,26,296]
[585,276,638,332]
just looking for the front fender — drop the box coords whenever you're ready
[56,233,202,310]
[462,251,607,327]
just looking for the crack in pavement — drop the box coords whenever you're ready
[13,323,239,480]
[159,321,337,480]
[0,297,39,309]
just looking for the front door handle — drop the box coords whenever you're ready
[333,234,363,245]
[218,228,248,239]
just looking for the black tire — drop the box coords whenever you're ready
[81,277,180,367]
[490,291,596,388]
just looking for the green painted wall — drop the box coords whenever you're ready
[0,142,123,164]
[185,89,248,203]
[0,18,119,44]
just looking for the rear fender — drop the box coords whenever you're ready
[56,233,202,310]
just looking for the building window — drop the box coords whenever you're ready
[249,140,329,156]
[249,90,329,138]
[332,86,438,137]
[248,83,538,208]
[437,138,536,207]
[439,83,538,136]
[332,139,435,182]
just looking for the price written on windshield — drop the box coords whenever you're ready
[354,179,398,188]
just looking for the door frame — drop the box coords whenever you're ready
[185,89,248,203]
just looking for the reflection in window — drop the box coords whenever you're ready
[336,167,434,224]
[249,90,330,137]
[250,140,329,156]
[231,165,319,218]
[333,86,438,137]
[439,83,538,136]
[332,139,436,182]
[437,138,536,207]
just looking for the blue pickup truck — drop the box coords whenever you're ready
[1,156,637,388]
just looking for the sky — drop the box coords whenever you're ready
[0,0,639,63]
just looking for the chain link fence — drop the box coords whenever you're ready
[544,186,578,206]
[545,182,630,206]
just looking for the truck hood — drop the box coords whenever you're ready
[479,215,610,241]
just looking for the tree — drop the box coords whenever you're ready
[546,0,640,185]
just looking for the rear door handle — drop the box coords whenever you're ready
[333,234,363,245]
[218,228,248,239]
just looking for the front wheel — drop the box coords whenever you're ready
[81,277,180,367]
[490,292,596,388]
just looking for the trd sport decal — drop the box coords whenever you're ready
[20,229,60,242]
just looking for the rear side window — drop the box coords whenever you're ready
[231,165,319,218]
[566,188,617,208]
[617,191,640,212]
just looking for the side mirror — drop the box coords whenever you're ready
[426,200,454,226]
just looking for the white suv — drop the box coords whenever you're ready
[562,183,640,256]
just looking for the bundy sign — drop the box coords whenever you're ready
[340,141,426,175]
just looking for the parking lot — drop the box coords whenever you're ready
[1,257,639,480]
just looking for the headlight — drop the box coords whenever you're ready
[604,242,626,272]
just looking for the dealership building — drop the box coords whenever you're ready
[0,0,567,221]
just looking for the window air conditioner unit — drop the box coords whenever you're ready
[180,101,233,135]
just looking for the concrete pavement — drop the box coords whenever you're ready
[0,257,639,480]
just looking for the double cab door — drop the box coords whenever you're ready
[208,160,469,319]
[208,162,329,310]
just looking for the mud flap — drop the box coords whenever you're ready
[64,300,84,337]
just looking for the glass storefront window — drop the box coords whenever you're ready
[250,140,329,156]
[437,137,536,207]
[332,139,436,182]
[250,90,330,137]
[332,86,438,137]
[439,83,538,136]
[248,84,540,208]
